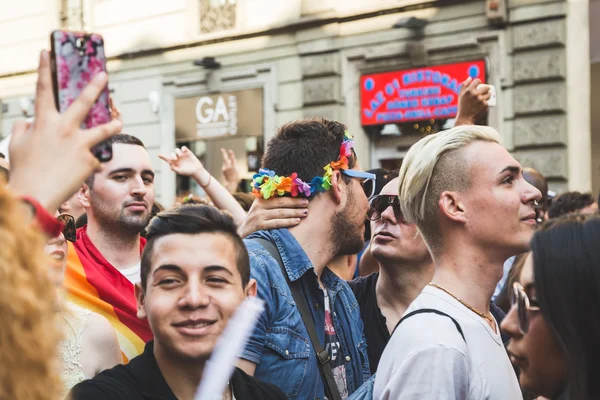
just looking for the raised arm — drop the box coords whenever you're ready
[159,146,247,225]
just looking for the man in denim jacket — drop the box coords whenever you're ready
[238,119,372,399]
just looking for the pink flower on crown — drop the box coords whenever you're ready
[340,140,354,158]
[293,176,311,197]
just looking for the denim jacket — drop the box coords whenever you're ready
[242,229,370,399]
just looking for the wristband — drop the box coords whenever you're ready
[20,196,64,238]
[201,174,212,188]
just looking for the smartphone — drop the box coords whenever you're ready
[50,30,113,162]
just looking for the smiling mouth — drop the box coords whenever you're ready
[49,251,65,261]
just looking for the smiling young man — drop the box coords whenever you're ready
[65,134,156,360]
[70,205,286,400]
[374,125,540,399]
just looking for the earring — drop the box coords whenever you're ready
[533,200,539,207]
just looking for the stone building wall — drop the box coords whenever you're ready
[0,0,591,202]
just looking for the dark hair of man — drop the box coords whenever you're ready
[530,214,600,399]
[140,204,250,291]
[262,119,356,195]
[86,133,146,189]
[523,168,549,210]
[547,191,596,219]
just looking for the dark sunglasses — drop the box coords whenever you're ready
[367,195,404,222]
[57,214,76,242]
[510,282,540,334]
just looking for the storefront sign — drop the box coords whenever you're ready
[175,88,263,141]
[360,60,487,125]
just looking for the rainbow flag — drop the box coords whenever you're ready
[64,227,153,362]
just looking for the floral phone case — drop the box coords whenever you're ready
[50,30,112,161]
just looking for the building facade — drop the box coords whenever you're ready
[0,0,593,206]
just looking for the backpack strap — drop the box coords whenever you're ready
[251,238,343,400]
[392,308,466,342]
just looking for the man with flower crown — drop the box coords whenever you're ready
[238,119,374,400]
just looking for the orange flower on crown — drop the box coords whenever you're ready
[276,174,295,196]
[330,156,349,171]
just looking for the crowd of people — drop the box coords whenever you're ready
[1,49,600,400]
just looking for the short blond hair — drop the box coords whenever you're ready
[398,125,501,252]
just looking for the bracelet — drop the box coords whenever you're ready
[20,196,64,238]
[201,174,212,188]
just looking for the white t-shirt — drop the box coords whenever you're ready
[373,286,522,400]
[119,262,141,285]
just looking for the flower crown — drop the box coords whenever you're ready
[252,131,355,199]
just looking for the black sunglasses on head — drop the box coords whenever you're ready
[57,214,76,242]
[367,195,404,222]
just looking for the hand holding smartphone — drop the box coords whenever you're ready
[50,30,113,162]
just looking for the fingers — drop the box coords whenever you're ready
[459,77,472,95]
[63,72,108,127]
[261,218,302,230]
[479,91,492,101]
[82,119,122,149]
[175,148,183,158]
[468,78,482,92]
[261,208,308,220]
[34,51,56,119]
[255,196,309,210]
[10,119,30,139]
[228,149,236,163]
[221,148,233,168]
[158,154,172,163]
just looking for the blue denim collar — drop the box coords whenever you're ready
[248,228,314,282]
[247,229,346,294]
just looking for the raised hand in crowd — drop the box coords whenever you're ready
[221,147,241,193]
[238,195,308,238]
[159,146,247,225]
[8,50,122,213]
[454,76,492,126]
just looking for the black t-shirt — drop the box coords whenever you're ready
[70,341,286,400]
[348,272,388,375]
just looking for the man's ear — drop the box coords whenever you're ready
[329,170,343,205]
[439,191,467,224]
[134,283,148,320]
[78,183,91,209]
[245,278,257,298]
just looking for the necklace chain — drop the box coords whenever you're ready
[427,283,494,325]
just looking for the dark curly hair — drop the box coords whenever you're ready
[547,191,596,219]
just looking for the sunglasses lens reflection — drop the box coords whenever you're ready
[58,214,76,242]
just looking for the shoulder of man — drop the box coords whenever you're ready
[244,235,279,271]
[69,364,142,400]
[231,367,287,400]
[390,307,469,355]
